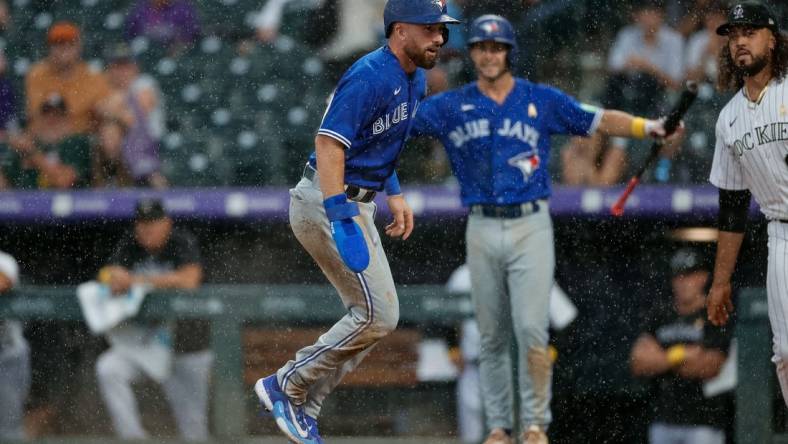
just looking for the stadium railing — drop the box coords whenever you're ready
[0,284,471,440]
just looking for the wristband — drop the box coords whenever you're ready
[323,193,360,221]
[97,267,112,284]
[384,171,401,196]
[631,117,647,139]
[666,344,686,366]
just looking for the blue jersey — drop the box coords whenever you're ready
[412,78,602,206]
[310,46,427,191]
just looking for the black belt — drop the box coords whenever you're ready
[470,201,542,219]
[302,164,377,203]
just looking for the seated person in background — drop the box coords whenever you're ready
[0,48,17,135]
[125,0,200,53]
[560,133,627,186]
[606,0,685,112]
[630,248,732,444]
[252,0,324,44]
[92,120,135,188]
[684,0,727,84]
[0,94,91,189]
[0,250,30,441]
[96,198,211,441]
[98,43,167,188]
[25,22,110,136]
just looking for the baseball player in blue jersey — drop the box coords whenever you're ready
[253,1,459,443]
[411,15,679,444]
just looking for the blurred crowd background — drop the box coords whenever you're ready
[0,0,786,191]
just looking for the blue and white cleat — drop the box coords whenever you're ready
[305,416,325,444]
[254,375,319,444]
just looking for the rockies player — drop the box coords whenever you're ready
[410,15,675,444]
[706,1,788,403]
[253,1,459,443]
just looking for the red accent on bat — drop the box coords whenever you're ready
[611,177,640,217]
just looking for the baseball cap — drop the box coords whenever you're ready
[670,248,708,276]
[716,1,780,36]
[40,93,67,114]
[134,198,168,221]
[47,21,80,45]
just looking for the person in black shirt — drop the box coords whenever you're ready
[95,198,211,441]
[630,247,732,444]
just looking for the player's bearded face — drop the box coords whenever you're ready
[470,41,510,81]
[402,23,444,69]
[728,26,775,77]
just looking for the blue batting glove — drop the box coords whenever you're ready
[324,194,369,273]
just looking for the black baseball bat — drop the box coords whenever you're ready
[611,81,699,217]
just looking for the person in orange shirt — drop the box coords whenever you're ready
[25,21,110,135]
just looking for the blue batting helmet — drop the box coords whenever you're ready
[467,15,517,63]
[384,0,461,38]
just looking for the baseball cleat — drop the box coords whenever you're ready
[522,425,548,444]
[483,428,514,444]
[254,375,319,444]
[305,415,324,444]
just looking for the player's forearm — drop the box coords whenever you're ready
[596,110,651,139]
[135,264,203,290]
[315,135,347,200]
[711,231,745,286]
[630,338,672,376]
[631,351,672,376]
[679,350,727,380]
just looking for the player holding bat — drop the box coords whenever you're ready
[410,14,683,444]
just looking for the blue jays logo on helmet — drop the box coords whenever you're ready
[384,0,460,37]
[480,20,500,34]
[467,14,517,63]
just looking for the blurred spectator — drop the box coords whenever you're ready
[665,0,713,38]
[96,198,210,441]
[92,120,135,188]
[0,1,11,36]
[0,48,17,134]
[606,0,685,112]
[125,0,201,53]
[319,0,386,61]
[560,133,627,186]
[630,248,732,444]
[252,0,324,44]
[0,94,91,189]
[25,22,110,136]
[0,250,29,441]
[684,0,727,84]
[97,43,167,188]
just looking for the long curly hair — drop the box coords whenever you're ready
[718,30,788,91]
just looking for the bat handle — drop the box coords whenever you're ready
[610,177,640,217]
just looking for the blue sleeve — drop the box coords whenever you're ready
[543,86,602,137]
[318,73,381,148]
[410,95,443,139]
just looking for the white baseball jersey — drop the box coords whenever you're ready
[710,75,788,220]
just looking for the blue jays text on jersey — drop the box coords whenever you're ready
[310,45,427,191]
[411,78,602,206]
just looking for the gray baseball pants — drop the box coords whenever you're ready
[467,204,554,431]
[278,173,399,419]
[0,344,30,440]
[649,423,725,444]
[96,348,213,440]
